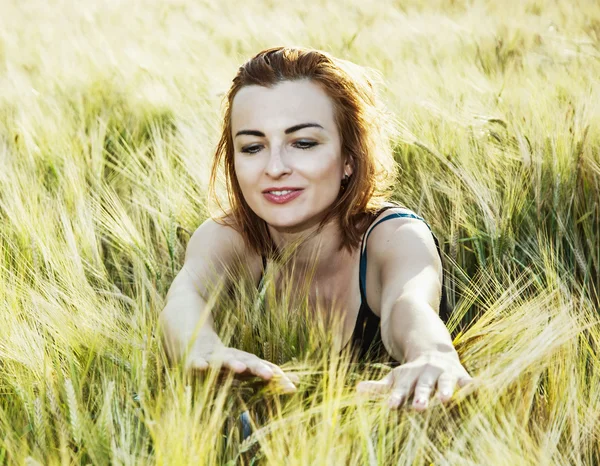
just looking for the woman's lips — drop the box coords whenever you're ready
[262,189,304,204]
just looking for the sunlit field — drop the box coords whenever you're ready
[1,0,599,464]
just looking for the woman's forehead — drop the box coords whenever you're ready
[231,80,337,133]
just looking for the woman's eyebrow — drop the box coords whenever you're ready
[284,123,324,134]
[234,122,324,138]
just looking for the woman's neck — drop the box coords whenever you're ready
[267,217,348,277]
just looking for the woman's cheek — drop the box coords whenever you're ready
[234,158,258,187]
[295,150,341,177]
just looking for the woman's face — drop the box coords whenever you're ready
[231,79,351,232]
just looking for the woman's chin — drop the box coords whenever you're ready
[262,213,327,233]
[251,200,332,233]
[265,218,307,231]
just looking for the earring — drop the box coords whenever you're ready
[341,173,350,189]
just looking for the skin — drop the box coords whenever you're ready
[159,79,473,410]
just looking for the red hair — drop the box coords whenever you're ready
[209,46,397,256]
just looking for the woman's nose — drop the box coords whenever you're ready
[264,146,291,178]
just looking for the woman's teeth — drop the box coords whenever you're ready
[270,190,293,195]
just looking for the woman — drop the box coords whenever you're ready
[159,46,473,411]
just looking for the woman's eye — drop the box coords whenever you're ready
[241,145,263,154]
[241,141,318,153]
[293,140,318,150]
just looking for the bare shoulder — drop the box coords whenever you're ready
[177,216,262,293]
[366,208,442,277]
[185,217,247,264]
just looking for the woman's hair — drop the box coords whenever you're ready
[208,46,397,256]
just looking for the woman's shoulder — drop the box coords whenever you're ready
[171,216,262,298]
[184,215,260,269]
[366,202,428,232]
[360,202,442,315]
[364,203,437,261]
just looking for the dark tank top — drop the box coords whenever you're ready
[258,205,450,363]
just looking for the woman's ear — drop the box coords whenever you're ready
[344,158,354,177]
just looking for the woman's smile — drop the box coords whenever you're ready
[262,187,304,204]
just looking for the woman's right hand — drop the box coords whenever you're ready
[186,346,299,393]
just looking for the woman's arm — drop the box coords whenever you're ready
[376,217,452,362]
[160,218,238,361]
[357,215,472,409]
[159,264,222,363]
[159,218,297,392]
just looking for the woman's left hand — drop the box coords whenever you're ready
[356,351,474,411]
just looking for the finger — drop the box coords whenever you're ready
[388,367,418,409]
[436,373,458,402]
[286,372,301,385]
[388,384,412,409]
[412,377,436,411]
[187,356,209,371]
[221,358,247,374]
[264,361,298,385]
[204,350,243,373]
[357,373,393,395]
[457,374,475,388]
[262,362,297,392]
[241,358,275,380]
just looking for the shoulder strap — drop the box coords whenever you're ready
[358,208,430,301]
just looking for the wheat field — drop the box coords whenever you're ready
[0,0,599,464]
